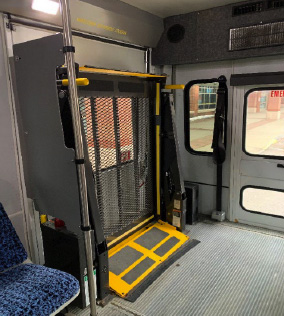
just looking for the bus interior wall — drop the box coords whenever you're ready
[1,0,284,314]
[173,55,284,221]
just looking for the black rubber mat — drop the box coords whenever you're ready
[154,237,179,257]
[109,246,143,275]
[135,227,169,250]
[122,257,155,285]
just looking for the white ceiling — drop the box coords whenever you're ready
[121,0,246,18]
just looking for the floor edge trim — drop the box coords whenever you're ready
[125,238,200,302]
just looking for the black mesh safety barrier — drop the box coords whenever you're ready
[79,96,154,238]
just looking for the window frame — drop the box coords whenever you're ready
[184,78,220,156]
[240,185,284,219]
[242,87,284,160]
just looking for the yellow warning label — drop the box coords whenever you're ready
[76,18,127,36]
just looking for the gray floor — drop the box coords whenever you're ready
[69,220,284,316]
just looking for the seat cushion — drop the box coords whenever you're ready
[0,263,80,316]
[0,203,27,272]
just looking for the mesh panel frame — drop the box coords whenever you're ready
[79,96,154,237]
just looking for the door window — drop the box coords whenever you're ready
[241,186,284,218]
[185,81,219,154]
[244,89,284,157]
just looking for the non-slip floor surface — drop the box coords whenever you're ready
[69,220,284,316]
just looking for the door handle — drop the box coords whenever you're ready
[277,164,284,168]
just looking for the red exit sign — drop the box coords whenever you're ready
[271,91,284,97]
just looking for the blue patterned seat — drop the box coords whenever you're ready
[0,203,80,315]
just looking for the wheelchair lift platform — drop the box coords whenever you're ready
[109,220,197,301]
[12,33,198,307]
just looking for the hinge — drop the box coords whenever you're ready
[5,13,15,31]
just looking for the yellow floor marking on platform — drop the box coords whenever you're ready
[109,221,189,297]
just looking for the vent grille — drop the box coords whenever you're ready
[229,21,284,51]
[232,1,264,16]
[267,0,284,9]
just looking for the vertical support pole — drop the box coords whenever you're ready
[145,48,151,74]
[155,83,161,217]
[112,97,123,225]
[59,1,97,315]
[90,97,104,231]
[131,97,140,214]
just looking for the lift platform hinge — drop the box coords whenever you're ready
[97,240,108,255]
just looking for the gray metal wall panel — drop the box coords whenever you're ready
[0,15,27,249]
[11,25,146,73]
[154,13,198,65]
[0,0,163,47]
[175,61,232,187]
[153,0,284,65]
[174,55,284,215]
[0,19,22,215]
[174,61,233,215]
[73,36,145,72]
[13,34,81,233]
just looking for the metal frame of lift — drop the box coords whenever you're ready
[12,24,187,312]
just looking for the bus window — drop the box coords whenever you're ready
[241,187,284,218]
[187,82,219,154]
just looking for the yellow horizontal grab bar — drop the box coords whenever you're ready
[164,85,185,90]
[79,66,167,78]
[60,78,90,86]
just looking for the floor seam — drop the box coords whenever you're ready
[219,222,284,239]
[111,301,146,316]
[196,219,284,239]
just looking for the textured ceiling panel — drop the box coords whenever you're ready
[121,0,247,18]
[152,2,284,65]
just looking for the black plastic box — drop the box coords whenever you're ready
[184,182,199,225]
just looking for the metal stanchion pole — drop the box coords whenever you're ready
[59,0,97,314]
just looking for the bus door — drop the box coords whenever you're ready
[231,84,284,232]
